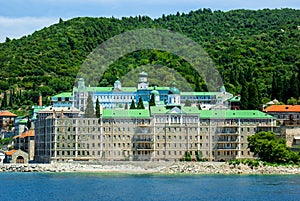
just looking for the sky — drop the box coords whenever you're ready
[0,0,299,42]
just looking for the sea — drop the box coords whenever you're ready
[0,173,299,201]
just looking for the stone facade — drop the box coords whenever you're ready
[14,130,35,161]
[34,107,276,163]
[5,149,29,164]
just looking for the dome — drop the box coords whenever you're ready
[169,87,180,95]
[138,71,148,77]
[169,81,180,94]
[151,89,159,96]
[114,80,121,84]
[220,85,226,92]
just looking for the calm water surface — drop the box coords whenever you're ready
[0,173,299,201]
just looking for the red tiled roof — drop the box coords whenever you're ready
[264,105,300,113]
[14,130,35,139]
[5,150,17,156]
[0,111,17,117]
[21,130,34,138]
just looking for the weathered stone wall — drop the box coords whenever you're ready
[10,150,29,164]
[283,127,300,146]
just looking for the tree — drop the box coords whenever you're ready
[248,82,260,110]
[5,37,11,43]
[137,97,145,109]
[1,92,7,109]
[130,100,136,109]
[95,98,100,118]
[240,83,249,109]
[184,100,191,106]
[247,131,300,164]
[85,94,96,118]
[26,116,31,130]
[149,94,155,108]
[271,72,278,100]
[289,74,299,99]
[287,97,297,105]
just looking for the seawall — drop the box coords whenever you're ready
[0,162,299,174]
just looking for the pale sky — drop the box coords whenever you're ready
[0,0,299,42]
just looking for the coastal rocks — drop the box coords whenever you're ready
[0,162,299,174]
[163,162,300,175]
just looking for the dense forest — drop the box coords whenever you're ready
[0,8,299,113]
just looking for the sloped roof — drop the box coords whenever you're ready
[102,109,150,118]
[264,105,300,113]
[228,96,241,102]
[150,106,168,114]
[0,111,17,117]
[14,130,34,139]
[199,110,274,119]
[22,130,34,138]
[5,150,17,156]
[52,92,73,98]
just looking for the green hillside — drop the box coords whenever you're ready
[0,8,299,111]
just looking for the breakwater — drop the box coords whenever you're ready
[0,161,299,174]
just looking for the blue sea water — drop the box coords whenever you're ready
[0,173,299,201]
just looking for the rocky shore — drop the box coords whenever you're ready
[0,162,299,175]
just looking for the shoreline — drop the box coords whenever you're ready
[1,162,299,175]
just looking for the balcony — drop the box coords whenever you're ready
[217,132,238,135]
[132,138,153,143]
[256,123,273,127]
[137,123,152,127]
[216,146,238,150]
[220,124,238,127]
[217,139,238,143]
[135,146,153,150]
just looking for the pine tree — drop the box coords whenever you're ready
[130,100,136,109]
[85,94,96,118]
[95,98,100,118]
[8,89,13,108]
[137,97,145,109]
[240,83,249,110]
[1,92,7,108]
[248,82,260,110]
[149,94,155,108]
[282,78,290,103]
[297,67,300,98]
[289,74,299,99]
[271,72,278,100]
[26,116,31,130]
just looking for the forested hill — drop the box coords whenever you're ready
[0,8,299,111]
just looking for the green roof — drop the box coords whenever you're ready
[199,110,275,119]
[53,92,72,98]
[150,106,168,114]
[150,106,200,115]
[180,92,219,96]
[181,106,200,114]
[228,96,241,102]
[102,109,149,118]
[18,119,28,124]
